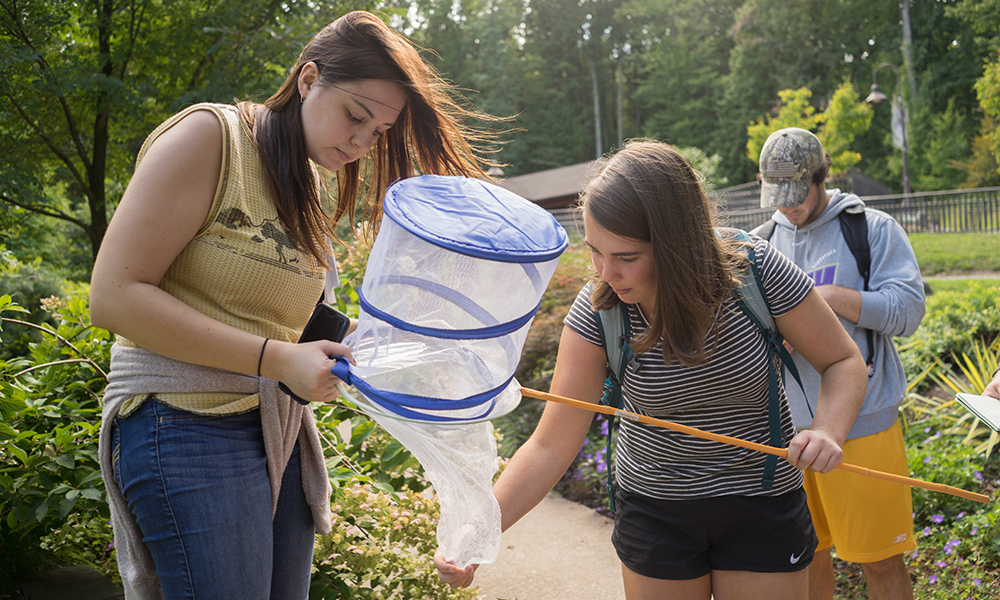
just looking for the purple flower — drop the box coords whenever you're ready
[971,528,978,535]
[596,463,606,474]
[922,527,932,537]
[924,426,931,433]
[957,512,965,518]
[929,575,938,584]
[600,420,610,436]
[974,578,982,586]
[935,560,947,567]
[910,549,919,559]
[932,514,944,523]
[974,471,983,481]
[924,456,931,463]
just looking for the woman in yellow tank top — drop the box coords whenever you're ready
[90,11,501,599]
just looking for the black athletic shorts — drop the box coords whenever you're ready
[611,487,818,580]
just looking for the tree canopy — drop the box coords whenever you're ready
[2,0,998,273]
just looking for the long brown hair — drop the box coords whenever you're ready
[238,11,501,266]
[582,139,749,367]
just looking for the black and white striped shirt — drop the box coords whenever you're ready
[565,237,814,500]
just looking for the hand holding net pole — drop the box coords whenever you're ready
[520,387,990,504]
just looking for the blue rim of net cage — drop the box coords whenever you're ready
[331,357,509,422]
[383,175,569,264]
[358,280,541,339]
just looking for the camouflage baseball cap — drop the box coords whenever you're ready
[759,128,824,208]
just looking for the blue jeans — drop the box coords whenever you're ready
[112,398,315,599]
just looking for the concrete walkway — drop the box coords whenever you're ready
[472,493,625,600]
[19,494,621,600]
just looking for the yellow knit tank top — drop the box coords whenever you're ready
[118,103,327,416]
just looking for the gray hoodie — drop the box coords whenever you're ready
[753,189,926,439]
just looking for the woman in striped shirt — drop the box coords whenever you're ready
[437,139,867,599]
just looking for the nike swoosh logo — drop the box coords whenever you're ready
[789,549,806,564]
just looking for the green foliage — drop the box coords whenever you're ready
[745,84,872,174]
[818,82,874,174]
[38,511,117,585]
[0,249,66,359]
[311,483,477,600]
[0,0,377,261]
[916,100,973,191]
[746,87,822,163]
[898,282,1000,382]
[0,287,110,540]
[902,412,1000,598]
[918,337,1000,458]
[0,262,464,598]
[0,288,110,595]
[974,52,1000,177]
[956,115,1000,188]
[676,147,729,191]
[631,0,742,158]
[314,403,428,496]
[906,417,991,521]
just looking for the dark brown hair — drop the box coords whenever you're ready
[238,11,500,266]
[582,139,749,367]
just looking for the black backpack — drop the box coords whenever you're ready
[756,207,876,378]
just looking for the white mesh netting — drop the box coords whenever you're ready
[336,175,565,568]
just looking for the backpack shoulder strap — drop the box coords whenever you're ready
[724,228,808,489]
[595,303,632,410]
[837,207,876,377]
[594,302,633,512]
[837,207,871,284]
[756,218,777,241]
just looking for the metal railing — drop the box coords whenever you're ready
[718,187,1000,234]
[549,207,584,237]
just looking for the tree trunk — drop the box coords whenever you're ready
[591,58,602,160]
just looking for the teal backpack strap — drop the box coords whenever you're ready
[594,302,633,512]
[726,229,809,489]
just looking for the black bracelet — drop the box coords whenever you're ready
[993,364,1000,379]
[257,338,270,377]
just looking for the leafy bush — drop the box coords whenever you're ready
[38,511,117,584]
[311,482,477,600]
[903,414,1000,598]
[0,274,474,600]
[914,337,1000,457]
[555,415,615,515]
[0,290,110,593]
[899,282,1000,382]
[0,250,65,360]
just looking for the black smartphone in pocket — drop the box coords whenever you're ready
[278,303,351,405]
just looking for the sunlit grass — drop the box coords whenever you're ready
[910,232,1000,276]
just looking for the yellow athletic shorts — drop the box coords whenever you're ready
[802,420,916,563]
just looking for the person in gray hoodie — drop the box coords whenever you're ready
[753,128,925,600]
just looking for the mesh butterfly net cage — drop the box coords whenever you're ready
[334,174,568,567]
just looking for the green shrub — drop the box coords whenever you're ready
[903,413,1000,598]
[0,250,65,360]
[38,511,117,584]
[0,290,110,594]
[899,282,1000,382]
[0,290,109,537]
[311,483,477,600]
[0,274,468,599]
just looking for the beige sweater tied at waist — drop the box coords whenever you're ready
[98,343,332,599]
